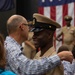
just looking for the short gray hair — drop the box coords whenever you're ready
[7,15,26,34]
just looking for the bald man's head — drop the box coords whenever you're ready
[7,15,27,34]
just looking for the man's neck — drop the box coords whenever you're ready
[9,33,23,45]
[41,43,53,56]
[67,24,71,27]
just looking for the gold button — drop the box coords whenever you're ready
[49,26,51,28]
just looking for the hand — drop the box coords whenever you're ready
[58,51,73,63]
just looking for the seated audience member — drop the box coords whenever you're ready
[57,45,69,53]
[4,14,73,75]
[0,34,16,75]
[58,45,74,75]
[72,46,75,75]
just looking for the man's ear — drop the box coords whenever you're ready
[19,25,24,31]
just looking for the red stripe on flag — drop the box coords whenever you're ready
[62,4,68,44]
[50,6,56,20]
[63,4,68,26]
[50,6,56,49]
[38,7,44,15]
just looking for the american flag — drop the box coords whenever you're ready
[38,0,75,51]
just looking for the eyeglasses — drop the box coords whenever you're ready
[21,23,33,31]
[22,23,29,26]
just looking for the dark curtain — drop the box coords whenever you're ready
[16,0,38,20]
[0,0,16,38]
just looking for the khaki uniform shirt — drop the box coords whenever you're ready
[34,47,64,75]
[61,26,75,51]
[22,40,36,59]
[22,32,36,59]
